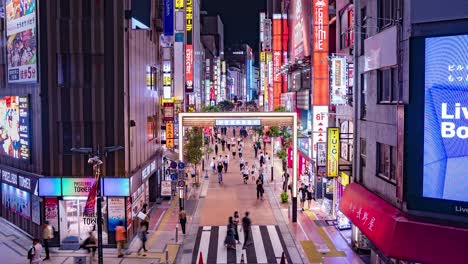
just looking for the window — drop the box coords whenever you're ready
[377,142,396,182]
[360,7,367,55]
[340,120,353,162]
[359,138,367,182]
[378,68,400,103]
[147,116,155,141]
[378,0,400,30]
[360,73,367,119]
[339,5,354,49]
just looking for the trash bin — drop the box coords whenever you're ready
[73,256,87,264]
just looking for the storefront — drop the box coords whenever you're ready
[340,183,468,263]
[38,177,129,248]
[0,168,41,238]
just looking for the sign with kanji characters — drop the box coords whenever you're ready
[166,122,174,148]
[312,106,328,158]
[316,142,326,166]
[327,127,339,177]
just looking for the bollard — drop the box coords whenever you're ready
[165,250,169,264]
[288,204,291,219]
[271,166,274,182]
[176,224,179,243]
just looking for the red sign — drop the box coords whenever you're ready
[163,102,175,121]
[287,147,293,168]
[83,178,99,216]
[185,44,194,92]
[289,0,311,60]
[312,0,329,105]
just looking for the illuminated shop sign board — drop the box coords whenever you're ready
[0,96,30,160]
[312,0,329,105]
[215,119,261,126]
[185,0,193,92]
[327,127,339,177]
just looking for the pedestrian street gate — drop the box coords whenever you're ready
[178,112,300,222]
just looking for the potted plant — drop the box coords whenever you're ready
[280,192,289,203]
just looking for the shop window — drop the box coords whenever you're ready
[359,138,366,181]
[377,142,396,183]
[377,0,400,31]
[360,73,367,119]
[378,68,400,103]
[339,5,354,49]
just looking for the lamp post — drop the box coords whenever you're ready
[71,146,123,264]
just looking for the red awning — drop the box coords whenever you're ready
[339,183,468,264]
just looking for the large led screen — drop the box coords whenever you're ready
[423,34,468,203]
[0,96,30,159]
[5,0,37,83]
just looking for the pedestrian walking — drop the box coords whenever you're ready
[233,127,236,137]
[259,151,265,167]
[224,155,229,173]
[140,204,150,232]
[221,138,226,151]
[211,157,216,172]
[115,221,126,258]
[179,210,187,235]
[282,171,290,192]
[239,157,245,171]
[227,139,231,151]
[231,143,236,159]
[256,176,264,200]
[215,143,219,156]
[83,231,98,262]
[251,164,257,183]
[189,165,196,179]
[238,145,243,159]
[29,238,43,264]
[233,211,241,244]
[298,183,308,211]
[137,226,148,256]
[241,212,252,249]
[306,185,314,210]
[42,221,53,261]
[224,217,236,250]
[242,166,250,184]
[253,143,258,158]
[217,162,224,184]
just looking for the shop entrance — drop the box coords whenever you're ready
[59,197,108,249]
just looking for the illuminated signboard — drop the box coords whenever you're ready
[312,105,328,158]
[175,0,183,9]
[290,0,311,59]
[330,57,347,105]
[5,0,37,83]
[62,178,96,196]
[312,0,329,105]
[327,127,339,177]
[166,122,174,148]
[423,34,468,203]
[185,0,193,92]
[272,14,283,108]
[163,60,172,99]
[215,119,261,126]
[163,0,174,36]
[0,96,30,160]
[282,14,288,93]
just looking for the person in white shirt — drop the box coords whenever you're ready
[223,155,229,173]
[30,238,43,264]
[218,155,224,163]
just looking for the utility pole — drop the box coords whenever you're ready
[71,146,124,264]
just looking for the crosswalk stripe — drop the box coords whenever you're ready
[260,225,277,264]
[197,227,211,264]
[251,225,268,263]
[217,226,227,263]
[207,226,219,263]
[267,225,284,263]
[236,226,246,263]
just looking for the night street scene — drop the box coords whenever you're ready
[0,0,467,263]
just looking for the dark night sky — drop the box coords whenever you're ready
[202,0,266,52]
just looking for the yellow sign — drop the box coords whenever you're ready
[186,0,193,32]
[340,172,350,186]
[327,127,340,177]
[166,122,174,148]
[175,0,184,9]
[260,52,266,62]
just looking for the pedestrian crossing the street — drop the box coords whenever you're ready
[192,225,292,264]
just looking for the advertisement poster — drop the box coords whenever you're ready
[126,197,132,229]
[2,183,16,212]
[61,178,95,196]
[166,122,174,148]
[423,34,468,202]
[327,127,340,177]
[44,197,59,230]
[5,0,37,83]
[330,57,347,105]
[31,194,40,225]
[16,187,30,219]
[161,180,172,196]
[108,198,125,232]
[0,96,30,160]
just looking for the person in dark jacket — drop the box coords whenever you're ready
[217,162,224,184]
[256,177,264,200]
[224,217,236,250]
[242,212,252,249]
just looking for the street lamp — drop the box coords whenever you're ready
[71,146,124,264]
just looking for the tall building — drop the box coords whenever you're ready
[341,0,468,263]
[225,44,254,102]
[0,0,163,246]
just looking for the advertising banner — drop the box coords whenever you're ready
[0,96,30,160]
[163,102,175,121]
[16,187,30,219]
[126,197,132,229]
[61,178,96,196]
[5,0,37,83]
[331,57,347,105]
[44,197,59,230]
[83,177,99,216]
[163,0,174,36]
[161,180,172,196]
[423,34,468,202]
[175,0,183,9]
[272,14,283,108]
[108,198,125,231]
[327,127,340,177]
[312,0,329,105]
[166,122,174,148]
[289,0,311,60]
[185,0,193,93]
[312,106,328,158]
[31,194,40,225]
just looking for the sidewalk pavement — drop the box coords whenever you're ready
[268,155,364,264]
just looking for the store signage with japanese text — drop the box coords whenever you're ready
[185,0,193,92]
[163,0,174,36]
[312,106,328,158]
[161,180,172,196]
[331,57,347,105]
[312,0,329,105]
[163,102,175,121]
[166,122,174,148]
[175,0,183,9]
[316,142,326,166]
[62,178,95,196]
[327,127,340,177]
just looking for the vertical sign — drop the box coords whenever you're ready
[108,198,125,231]
[330,57,347,105]
[264,19,272,52]
[166,122,174,148]
[282,14,289,93]
[185,0,194,93]
[5,0,37,83]
[163,0,174,36]
[312,0,329,105]
[272,14,282,109]
[45,197,59,230]
[175,0,184,9]
[312,105,328,158]
[327,127,339,177]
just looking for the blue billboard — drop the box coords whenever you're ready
[423,34,468,203]
[163,0,174,36]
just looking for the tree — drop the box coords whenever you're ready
[217,100,235,112]
[201,105,220,112]
[274,106,287,112]
[183,127,204,186]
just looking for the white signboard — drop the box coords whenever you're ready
[316,142,327,166]
[161,181,172,196]
[312,106,328,158]
[331,57,347,105]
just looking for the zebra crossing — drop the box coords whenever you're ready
[192,225,292,264]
